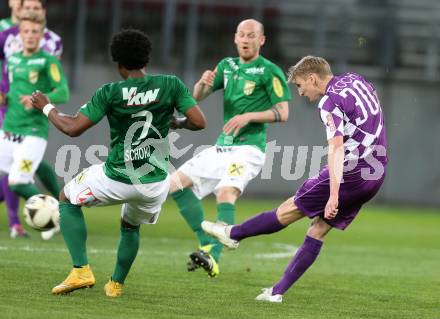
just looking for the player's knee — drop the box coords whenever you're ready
[276,197,303,226]
[169,171,192,193]
[121,218,140,230]
[307,218,332,240]
[216,187,240,203]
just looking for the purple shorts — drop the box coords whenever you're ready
[294,161,386,230]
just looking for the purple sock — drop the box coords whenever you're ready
[230,209,285,241]
[1,176,20,228]
[272,235,323,295]
[0,176,5,202]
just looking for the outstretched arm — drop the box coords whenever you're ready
[223,101,289,136]
[31,91,94,137]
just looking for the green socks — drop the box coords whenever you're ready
[36,160,61,197]
[112,224,140,284]
[171,188,211,246]
[59,202,140,284]
[59,201,88,266]
[210,202,235,262]
[9,183,39,199]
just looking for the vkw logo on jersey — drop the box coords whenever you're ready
[243,80,256,96]
[122,87,160,107]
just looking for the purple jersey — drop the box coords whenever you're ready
[318,73,387,163]
[0,25,63,93]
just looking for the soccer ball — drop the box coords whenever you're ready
[23,194,60,231]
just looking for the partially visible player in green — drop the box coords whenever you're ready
[0,0,65,239]
[31,29,206,297]
[0,12,68,201]
[0,0,21,31]
[169,19,292,277]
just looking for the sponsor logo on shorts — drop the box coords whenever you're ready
[76,188,100,206]
[228,162,246,177]
[20,159,33,173]
[75,171,86,184]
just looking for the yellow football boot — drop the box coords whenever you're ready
[104,279,124,297]
[52,265,96,294]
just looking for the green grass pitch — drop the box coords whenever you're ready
[0,198,439,319]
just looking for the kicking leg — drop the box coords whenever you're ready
[202,196,305,248]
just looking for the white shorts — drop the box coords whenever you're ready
[64,164,170,226]
[0,130,47,184]
[178,145,266,199]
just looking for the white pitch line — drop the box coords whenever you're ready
[255,244,297,259]
[0,242,298,260]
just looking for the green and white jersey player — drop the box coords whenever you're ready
[169,19,292,277]
[0,13,69,200]
[31,29,206,297]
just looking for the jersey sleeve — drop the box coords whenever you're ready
[54,38,63,58]
[318,95,344,140]
[44,56,70,104]
[174,77,197,114]
[211,60,225,92]
[264,64,292,105]
[79,84,111,123]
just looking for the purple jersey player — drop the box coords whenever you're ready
[202,56,387,303]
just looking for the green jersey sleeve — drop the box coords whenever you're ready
[174,77,197,114]
[79,84,111,123]
[212,60,225,92]
[264,64,292,105]
[44,56,70,104]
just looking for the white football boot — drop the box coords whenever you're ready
[255,287,283,303]
[201,221,239,249]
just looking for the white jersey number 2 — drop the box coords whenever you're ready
[131,110,153,146]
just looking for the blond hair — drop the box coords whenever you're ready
[19,11,46,28]
[287,56,332,83]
